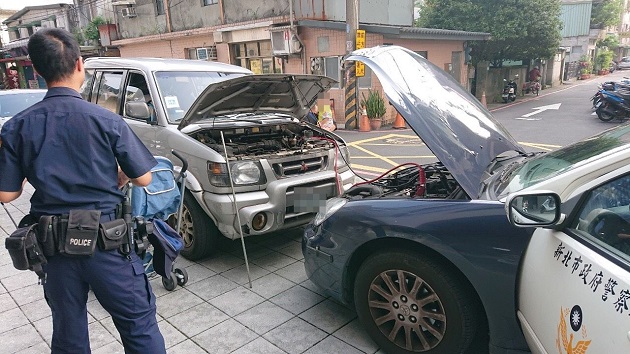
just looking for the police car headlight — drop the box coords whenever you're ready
[208,161,265,187]
[313,197,347,227]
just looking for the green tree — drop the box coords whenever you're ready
[416,0,562,67]
[591,0,624,29]
[597,33,620,49]
[84,16,108,44]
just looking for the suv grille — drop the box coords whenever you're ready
[272,155,328,177]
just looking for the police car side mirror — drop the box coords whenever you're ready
[505,191,563,227]
[125,101,152,121]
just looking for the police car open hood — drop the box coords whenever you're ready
[346,46,525,198]
[178,74,335,129]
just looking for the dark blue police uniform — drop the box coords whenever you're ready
[0,87,165,353]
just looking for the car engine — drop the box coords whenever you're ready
[344,162,466,200]
[189,122,338,160]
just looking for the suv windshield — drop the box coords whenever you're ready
[497,125,630,196]
[155,71,246,123]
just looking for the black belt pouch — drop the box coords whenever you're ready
[63,210,100,256]
[5,225,46,270]
[37,216,57,257]
[98,219,127,251]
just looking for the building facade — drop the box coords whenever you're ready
[110,0,488,127]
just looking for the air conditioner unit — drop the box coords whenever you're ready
[270,29,302,56]
[196,48,208,60]
[121,7,137,18]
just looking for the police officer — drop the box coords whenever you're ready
[0,29,166,353]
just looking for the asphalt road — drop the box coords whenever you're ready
[335,71,629,178]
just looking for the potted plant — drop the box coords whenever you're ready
[596,49,613,75]
[579,55,593,79]
[361,89,386,130]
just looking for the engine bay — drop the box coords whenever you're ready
[189,122,338,160]
[344,162,466,200]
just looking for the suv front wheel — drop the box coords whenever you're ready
[177,191,219,260]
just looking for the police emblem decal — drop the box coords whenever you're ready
[557,305,591,354]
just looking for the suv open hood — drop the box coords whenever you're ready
[178,74,335,129]
[346,46,525,198]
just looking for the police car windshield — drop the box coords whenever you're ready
[155,71,246,123]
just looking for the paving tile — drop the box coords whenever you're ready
[0,292,18,313]
[157,319,187,349]
[209,286,265,317]
[249,273,295,299]
[20,298,51,322]
[88,321,117,350]
[231,337,287,354]
[270,285,325,315]
[99,317,122,342]
[0,283,7,295]
[299,299,356,334]
[155,288,204,318]
[167,339,207,354]
[221,263,270,285]
[233,301,294,335]
[274,261,308,284]
[0,271,38,291]
[166,302,229,337]
[3,324,45,353]
[15,341,51,354]
[10,284,43,307]
[32,316,52,346]
[230,242,275,261]
[277,241,304,260]
[262,317,327,354]
[87,299,111,321]
[333,319,380,354]
[0,307,29,334]
[92,341,124,354]
[303,336,366,354]
[148,275,176,298]
[184,274,238,300]
[198,253,244,273]
[177,264,215,285]
[250,252,298,272]
[192,318,258,354]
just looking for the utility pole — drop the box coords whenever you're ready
[344,0,359,129]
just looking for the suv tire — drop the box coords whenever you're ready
[179,191,219,260]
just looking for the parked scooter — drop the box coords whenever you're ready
[591,78,630,110]
[502,75,519,103]
[595,89,630,122]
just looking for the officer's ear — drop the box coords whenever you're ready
[76,56,84,73]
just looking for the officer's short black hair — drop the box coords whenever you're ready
[27,28,80,84]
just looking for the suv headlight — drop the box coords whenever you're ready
[313,197,347,227]
[208,161,266,187]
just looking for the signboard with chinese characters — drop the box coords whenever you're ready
[355,30,365,77]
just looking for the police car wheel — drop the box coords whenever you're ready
[179,191,219,261]
[354,250,483,354]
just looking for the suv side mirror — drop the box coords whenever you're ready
[125,101,152,121]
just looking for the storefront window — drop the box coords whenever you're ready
[233,41,283,74]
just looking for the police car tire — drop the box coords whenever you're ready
[180,192,219,261]
[354,250,482,354]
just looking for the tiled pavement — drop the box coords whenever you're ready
[0,184,382,354]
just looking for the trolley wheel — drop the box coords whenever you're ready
[174,267,189,286]
[162,272,177,291]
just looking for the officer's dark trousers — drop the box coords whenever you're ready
[42,247,166,353]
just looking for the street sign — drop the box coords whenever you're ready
[356,30,366,77]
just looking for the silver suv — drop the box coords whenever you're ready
[81,57,355,260]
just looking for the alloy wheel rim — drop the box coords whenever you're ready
[367,269,446,352]
[180,205,194,248]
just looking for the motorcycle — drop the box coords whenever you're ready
[591,79,630,110]
[522,80,541,96]
[595,90,630,122]
[502,75,518,103]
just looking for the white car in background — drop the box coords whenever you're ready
[616,57,630,70]
[0,89,47,128]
